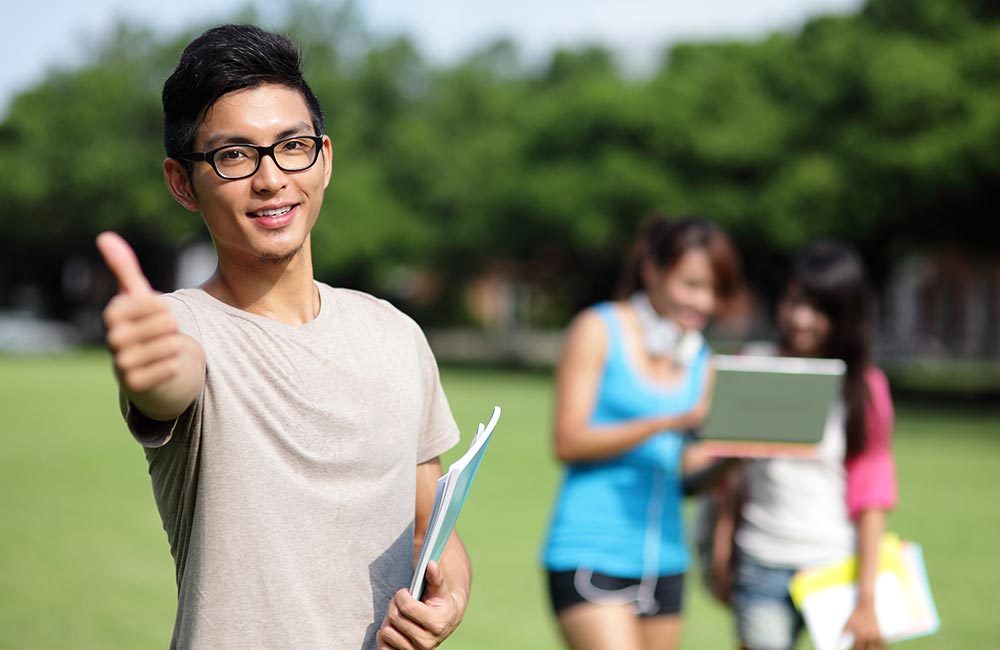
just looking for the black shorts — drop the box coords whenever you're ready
[547,568,685,618]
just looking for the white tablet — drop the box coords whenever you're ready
[698,354,845,457]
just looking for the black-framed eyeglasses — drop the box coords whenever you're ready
[179,135,325,180]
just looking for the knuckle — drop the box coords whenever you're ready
[162,335,181,358]
[106,326,130,351]
[113,350,132,371]
[124,372,149,393]
[155,310,180,334]
[103,297,126,327]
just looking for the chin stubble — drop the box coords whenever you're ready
[258,246,302,265]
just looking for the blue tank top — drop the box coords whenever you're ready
[542,303,709,577]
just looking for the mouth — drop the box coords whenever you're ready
[679,309,707,327]
[247,204,297,229]
[249,205,294,218]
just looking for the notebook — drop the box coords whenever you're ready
[409,405,500,599]
[789,534,940,650]
[698,354,845,457]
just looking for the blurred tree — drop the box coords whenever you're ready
[0,0,997,328]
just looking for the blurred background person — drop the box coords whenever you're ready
[713,240,897,650]
[541,216,741,650]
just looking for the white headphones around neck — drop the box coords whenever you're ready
[629,292,704,366]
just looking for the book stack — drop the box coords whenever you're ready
[789,533,940,650]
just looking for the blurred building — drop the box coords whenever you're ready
[884,252,1000,360]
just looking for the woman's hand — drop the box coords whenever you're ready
[843,600,883,650]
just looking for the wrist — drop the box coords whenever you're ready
[855,591,876,609]
[451,585,469,612]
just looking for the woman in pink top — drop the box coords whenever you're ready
[715,241,897,650]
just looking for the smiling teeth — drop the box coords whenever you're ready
[252,206,292,217]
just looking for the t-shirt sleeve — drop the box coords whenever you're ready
[412,323,460,464]
[844,367,898,520]
[120,294,204,449]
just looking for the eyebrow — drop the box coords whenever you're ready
[199,122,315,151]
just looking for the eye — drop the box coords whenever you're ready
[217,147,250,161]
[278,138,313,153]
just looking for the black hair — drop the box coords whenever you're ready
[162,24,325,160]
[782,240,873,457]
[616,214,742,303]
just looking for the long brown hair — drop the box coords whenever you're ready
[782,241,873,457]
[616,215,741,302]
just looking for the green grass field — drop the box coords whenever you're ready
[1,352,997,649]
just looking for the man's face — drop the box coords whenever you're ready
[173,83,332,268]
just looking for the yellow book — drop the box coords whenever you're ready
[788,534,940,650]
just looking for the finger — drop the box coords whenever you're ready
[115,334,181,372]
[96,231,154,295]
[382,620,424,650]
[376,623,415,650]
[106,310,178,352]
[103,293,170,328]
[390,587,447,638]
[121,358,179,393]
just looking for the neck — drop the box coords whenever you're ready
[204,238,320,326]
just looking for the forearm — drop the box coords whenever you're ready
[555,414,686,462]
[438,532,471,607]
[854,508,886,606]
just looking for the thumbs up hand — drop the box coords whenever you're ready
[96,231,155,296]
[97,232,204,420]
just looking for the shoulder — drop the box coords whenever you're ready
[320,285,434,358]
[864,365,889,388]
[863,365,894,440]
[162,287,206,308]
[566,303,617,343]
[863,366,892,404]
[160,287,229,319]
[160,288,211,336]
[321,284,419,330]
[557,304,616,367]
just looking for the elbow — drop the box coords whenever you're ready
[554,434,595,463]
[553,438,575,463]
[553,432,582,463]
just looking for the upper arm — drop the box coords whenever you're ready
[414,457,445,542]
[863,367,894,450]
[845,367,897,518]
[554,309,608,445]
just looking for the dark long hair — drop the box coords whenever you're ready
[616,215,741,302]
[783,241,873,457]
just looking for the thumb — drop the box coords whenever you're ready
[96,231,154,295]
[422,561,449,601]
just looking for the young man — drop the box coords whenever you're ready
[97,25,470,649]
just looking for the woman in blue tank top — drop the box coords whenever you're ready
[542,216,742,650]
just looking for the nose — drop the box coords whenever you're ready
[790,302,818,328]
[691,285,716,319]
[251,151,288,194]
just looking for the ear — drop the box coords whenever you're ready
[320,135,333,190]
[163,158,201,211]
[639,257,658,293]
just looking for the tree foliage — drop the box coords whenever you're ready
[1,0,997,324]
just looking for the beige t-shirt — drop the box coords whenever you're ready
[122,283,460,650]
